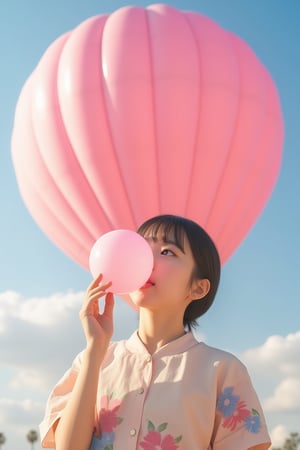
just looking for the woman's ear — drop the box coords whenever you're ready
[190,278,210,301]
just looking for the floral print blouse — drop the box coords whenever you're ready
[40,331,270,449]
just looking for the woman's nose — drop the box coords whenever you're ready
[145,240,159,266]
[148,246,158,268]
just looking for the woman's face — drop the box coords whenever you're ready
[130,227,197,311]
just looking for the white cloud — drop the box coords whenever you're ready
[0,397,43,426]
[242,331,300,377]
[239,330,300,416]
[264,377,300,412]
[0,290,83,328]
[0,290,86,392]
[270,424,290,448]
[9,368,46,391]
[0,290,138,392]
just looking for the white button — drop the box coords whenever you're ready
[130,428,136,436]
[138,387,144,394]
[146,355,152,363]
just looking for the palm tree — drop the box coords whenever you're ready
[0,433,6,449]
[26,430,38,450]
[272,432,300,450]
[284,433,300,450]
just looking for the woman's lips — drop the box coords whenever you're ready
[141,280,154,289]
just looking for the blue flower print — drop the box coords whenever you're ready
[89,432,115,450]
[245,413,261,433]
[217,387,263,435]
[217,387,239,417]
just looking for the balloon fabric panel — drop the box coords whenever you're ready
[32,33,110,241]
[57,16,138,231]
[11,73,92,264]
[11,4,284,277]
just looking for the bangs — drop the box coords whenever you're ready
[137,215,186,253]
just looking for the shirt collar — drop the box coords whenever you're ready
[125,329,200,357]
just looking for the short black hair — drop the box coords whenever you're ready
[137,214,221,330]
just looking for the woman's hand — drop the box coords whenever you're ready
[80,274,115,349]
[55,274,114,450]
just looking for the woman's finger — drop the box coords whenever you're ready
[88,281,112,296]
[81,280,113,317]
[87,277,112,295]
[87,272,103,291]
[103,293,115,320]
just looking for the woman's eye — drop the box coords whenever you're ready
[161,248,175,256]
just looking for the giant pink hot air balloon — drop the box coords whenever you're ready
[11,4,284,271]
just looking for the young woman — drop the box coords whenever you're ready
[40,215,271,450]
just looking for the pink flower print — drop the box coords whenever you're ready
[99,395,122,433]
[140,421,182,450]
[222,400,251,431]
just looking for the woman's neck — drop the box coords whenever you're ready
[138,308,186,354]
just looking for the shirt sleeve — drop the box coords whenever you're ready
[212,354,271,450]
[39,351,83,448]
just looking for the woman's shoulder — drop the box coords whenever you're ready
[198,340,242,359]
[193,339,249,377]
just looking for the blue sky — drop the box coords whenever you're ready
[0,1,299,449]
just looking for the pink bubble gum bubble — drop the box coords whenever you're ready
[89,229,154,294]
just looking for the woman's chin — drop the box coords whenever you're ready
[129,289,151,308]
